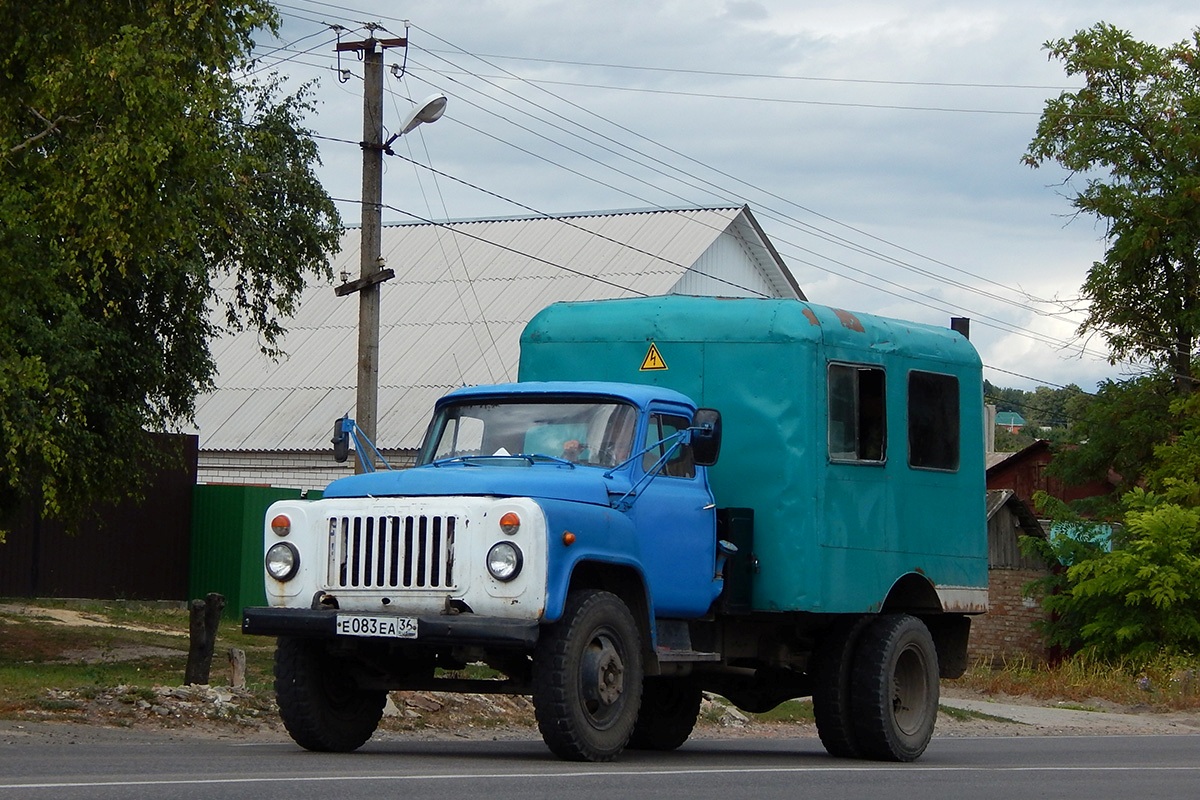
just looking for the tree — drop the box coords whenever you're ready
[1047,371,1178,503]
[1027,377,1200,661]
[0,2,341,526]
[1026,384,1084,430]
[993,426,1036,452]
[1024,23,1200,395]
[1146,390,1200,507]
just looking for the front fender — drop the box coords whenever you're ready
[537,498,649,623]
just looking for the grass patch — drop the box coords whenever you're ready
[938,704,1019,723]
[951,652,1200,712]
[749,699,816,725]
[436,663,505,681]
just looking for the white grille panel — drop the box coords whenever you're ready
[327,514,457,590]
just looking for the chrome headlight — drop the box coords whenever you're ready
[265,542,300,581]
[486,541,523,582]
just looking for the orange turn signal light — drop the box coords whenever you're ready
[270,514,291,537]
[562,531,576,546]
[499,512,521,535]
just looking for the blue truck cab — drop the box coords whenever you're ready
[252,381,723,638]
[243,296,987,764]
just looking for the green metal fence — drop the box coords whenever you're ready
[189,485,321,618]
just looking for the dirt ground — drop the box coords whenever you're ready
[2,602,1199,746]
[6,676,1199,747]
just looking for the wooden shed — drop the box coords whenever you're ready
[969,489,1053,663]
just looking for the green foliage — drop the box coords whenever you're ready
[993,425,1035,452]
[1046,371,1177,497]
[1021,493,1111,654]
[1024,23,1200,392]
[984,380,1086,448]
[1147,391,1200,506]
[1030,489,1200,662]
[0,2,341,524]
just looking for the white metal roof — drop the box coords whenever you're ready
[194,206,802,452]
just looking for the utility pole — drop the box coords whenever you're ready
[334,28,405,473]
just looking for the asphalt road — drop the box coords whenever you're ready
[2,732,1198,800]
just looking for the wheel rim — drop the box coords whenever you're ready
[579,628,627,728]
[891,642,930,736]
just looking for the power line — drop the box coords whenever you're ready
[283,10,1066,326]
[328,196,652,297]
[407,32,1072,312]
[385,151,770,298]
[410,31,1193,372]
[422,50,1080,92]
[983,366,1076,392]
[345,35,1112,367]
[403,40,1100,344]
[391,72,505,383]
[422,71,1046,116]
[268,6,1137,390]
[243,33,344,77]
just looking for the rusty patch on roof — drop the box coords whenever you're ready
[833,308,864,332]
[802,307,820,326]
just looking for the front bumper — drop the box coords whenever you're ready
[241,606,540,649]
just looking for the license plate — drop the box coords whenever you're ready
[335,614,418,639]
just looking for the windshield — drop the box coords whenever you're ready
[419,398,639,468]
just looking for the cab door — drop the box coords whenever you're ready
[627,407,720,618]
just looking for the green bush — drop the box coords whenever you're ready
[1030,489,1200,663]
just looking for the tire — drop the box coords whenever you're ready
[274,637,387,752]
[627,677,702,751]
[810,616,870,758]
[532,590,644,762]
[849,614,940,762]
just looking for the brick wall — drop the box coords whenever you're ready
[198,450,416,490]
[969,566,1049,664]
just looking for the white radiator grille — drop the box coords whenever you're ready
[327,514,457,590]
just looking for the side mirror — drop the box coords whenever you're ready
[691,408,722,467]
[332,417,350,463]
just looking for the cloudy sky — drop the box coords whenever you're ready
[253,1,1200,393]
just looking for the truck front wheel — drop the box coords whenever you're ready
[628,677,702,751]
[850,614,939,762]
[274,637,386,752]
[533,590,644,761]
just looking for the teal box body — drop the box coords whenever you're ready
[518,295,988,615]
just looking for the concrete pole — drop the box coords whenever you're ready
[356,39,384,473]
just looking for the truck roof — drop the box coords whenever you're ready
[521,296,979,367]
[440,380,698,410]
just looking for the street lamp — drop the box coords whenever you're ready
[396,93,448,136]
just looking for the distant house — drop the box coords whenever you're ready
[193,206,804,489]
[986,439,1115,505]
[995,411,1025,433]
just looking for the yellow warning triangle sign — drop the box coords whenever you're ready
[640,342,668,371]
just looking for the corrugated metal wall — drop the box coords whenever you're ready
[189,485,321,617]
[0,434,198,600]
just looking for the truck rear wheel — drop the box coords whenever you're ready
[810,616,870,758]
[532,590,644,762]
[628,677,702,751]
[850,614,939,761]
[274,637,386,752]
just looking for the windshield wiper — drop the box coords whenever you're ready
[523,453,577,467]
[430,453,576,468]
